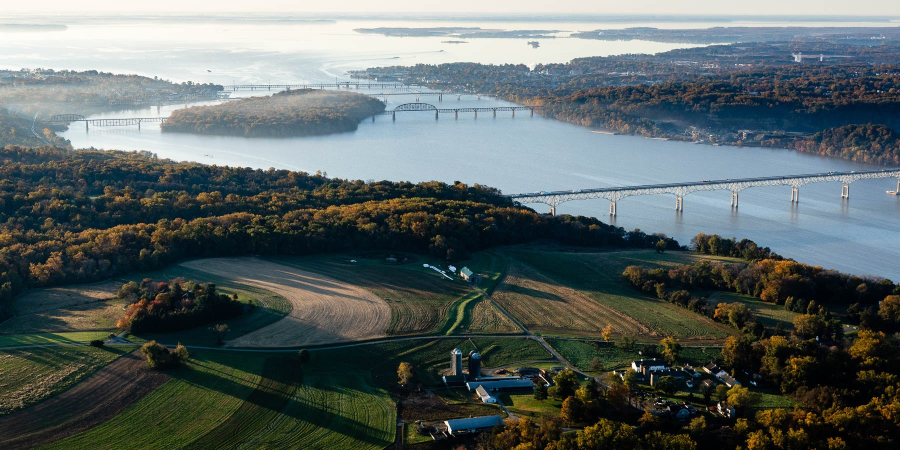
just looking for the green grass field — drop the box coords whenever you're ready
[499,393,564,419]
[497,247,737,341]
[0,346,131,414]
[0,331,113,347]
[707,292,799,329]
[547,338,722,373]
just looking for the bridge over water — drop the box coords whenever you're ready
[378,102,541,120]
[507,169,900,216]
[223,82,421,91]
[47,116,167,130]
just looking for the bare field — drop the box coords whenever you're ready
[181,258,391,347]
[493,261,649,337]
[11,280,122,315]
[462,299,521,334]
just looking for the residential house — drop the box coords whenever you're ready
[631,359,669,376]
[717,401,737,419]
[682,364,701,378]
[703,362,722,375]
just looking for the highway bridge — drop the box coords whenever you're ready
[378,102,541,120]
[47,116,167,130]
[507,169,900,216]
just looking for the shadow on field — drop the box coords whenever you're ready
[179,355,388,448]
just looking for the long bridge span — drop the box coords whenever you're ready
[378,102,541,120]
[507,169,900,216]
[223,82,421,91]
[47,116,167,130]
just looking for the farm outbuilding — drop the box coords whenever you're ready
[460,267,475,282]
[466,378,533,392]
[444,415,504,435]
[475,385,497,403]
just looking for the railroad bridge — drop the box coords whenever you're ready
[379,102,541,120]
[47,116,168,130]
[507,169,900,216]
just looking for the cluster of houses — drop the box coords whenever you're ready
[702,363,742,388]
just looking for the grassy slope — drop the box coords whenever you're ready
[0,331,112,347]
[504,248,737,340]
[0,346,133,414]
[50,337,548,449]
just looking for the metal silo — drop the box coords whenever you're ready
[468,351,482,379]
[451,348,463,376]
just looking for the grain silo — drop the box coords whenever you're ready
[451,348,463,376]
[468,351,482,379]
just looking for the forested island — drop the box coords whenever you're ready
[358,42,900,166]
[160,89,386,137]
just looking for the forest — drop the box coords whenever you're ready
[0,146,676,320]
[0,109,70,147]
[161,89,386,137]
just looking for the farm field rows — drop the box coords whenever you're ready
[274,255,476,336]
[0,348,163,448]
[494,247,737,341]
[180,258,391,347]
[0,346,131,415]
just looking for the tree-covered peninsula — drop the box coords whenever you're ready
[161,89,386,137]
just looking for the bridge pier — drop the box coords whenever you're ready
[435,111,438,120]
[841,184,850,199]
[791,187,800,203]
[493,109,496,118]
[455,111,458,119]
[85,122,89,132]
[457,94,461,101]
[675,196,684,211]
[474,111,477,118]
[392,111,396,121]
[549,205,556,216]
[530,108,534,117]
[731,192,739,208]
[511,109,515,118]
[439,93,442,102]
[609,202,617,216]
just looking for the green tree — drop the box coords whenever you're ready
[623,369,639,392]
[297,349,311,364]
[722,335,754,370]
[576,419,638,449]
[552,370,580,400]
[726,385,761,415]
[560,397,585,425]
[655,239,667,253]
[534,381,548,402]
[654,375,677,396]
[715,384,730,403]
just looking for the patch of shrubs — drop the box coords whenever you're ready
[141,340,189,369]
[117,279,243,333]
[89,339,105,347]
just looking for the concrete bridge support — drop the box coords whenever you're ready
[549,205,556,216]
[731,192,739,208]
[841,184,850,199]
[675,196,684,211]
[439,93,442,102]
[392,111,396,121]
[791,187,800,203]
[493,109,497,118]
[474,111,477,118]
[85,122,89,132]
[609,201,617,216]
[455,111,458,119]
[530,108,534,117]
[435,111,439,120]
[511,109,515,118]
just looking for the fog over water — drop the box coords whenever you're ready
[3,15,899,279]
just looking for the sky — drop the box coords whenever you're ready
[5,0,900,16]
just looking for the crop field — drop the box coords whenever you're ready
[274,255,474,336]
[495,248,737,341]
[460,298,522,334]
[0,346,130,415]
[547,338,722,372]
[498,393,564,419]
[707,292,799,329]
[180,258,391,347]
[0,349,165,448]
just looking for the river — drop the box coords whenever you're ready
[3,14,899,279]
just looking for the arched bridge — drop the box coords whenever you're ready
[507,169,900,216]
[379,103,542,120]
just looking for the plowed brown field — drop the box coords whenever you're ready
[181,258,390,347]
[0,350,168,449]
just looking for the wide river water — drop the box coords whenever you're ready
[3,15,900,279]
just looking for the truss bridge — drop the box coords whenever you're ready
[377,102,542,120]
[46,116,168,130]
[507,169,900,216]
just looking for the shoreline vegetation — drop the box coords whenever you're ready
[357,40,900,166]
[160,89,386,138]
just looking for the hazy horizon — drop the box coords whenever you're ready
[4,1,900,17]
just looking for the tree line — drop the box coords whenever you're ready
[0,146,676,319]
[117,279,243,334]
